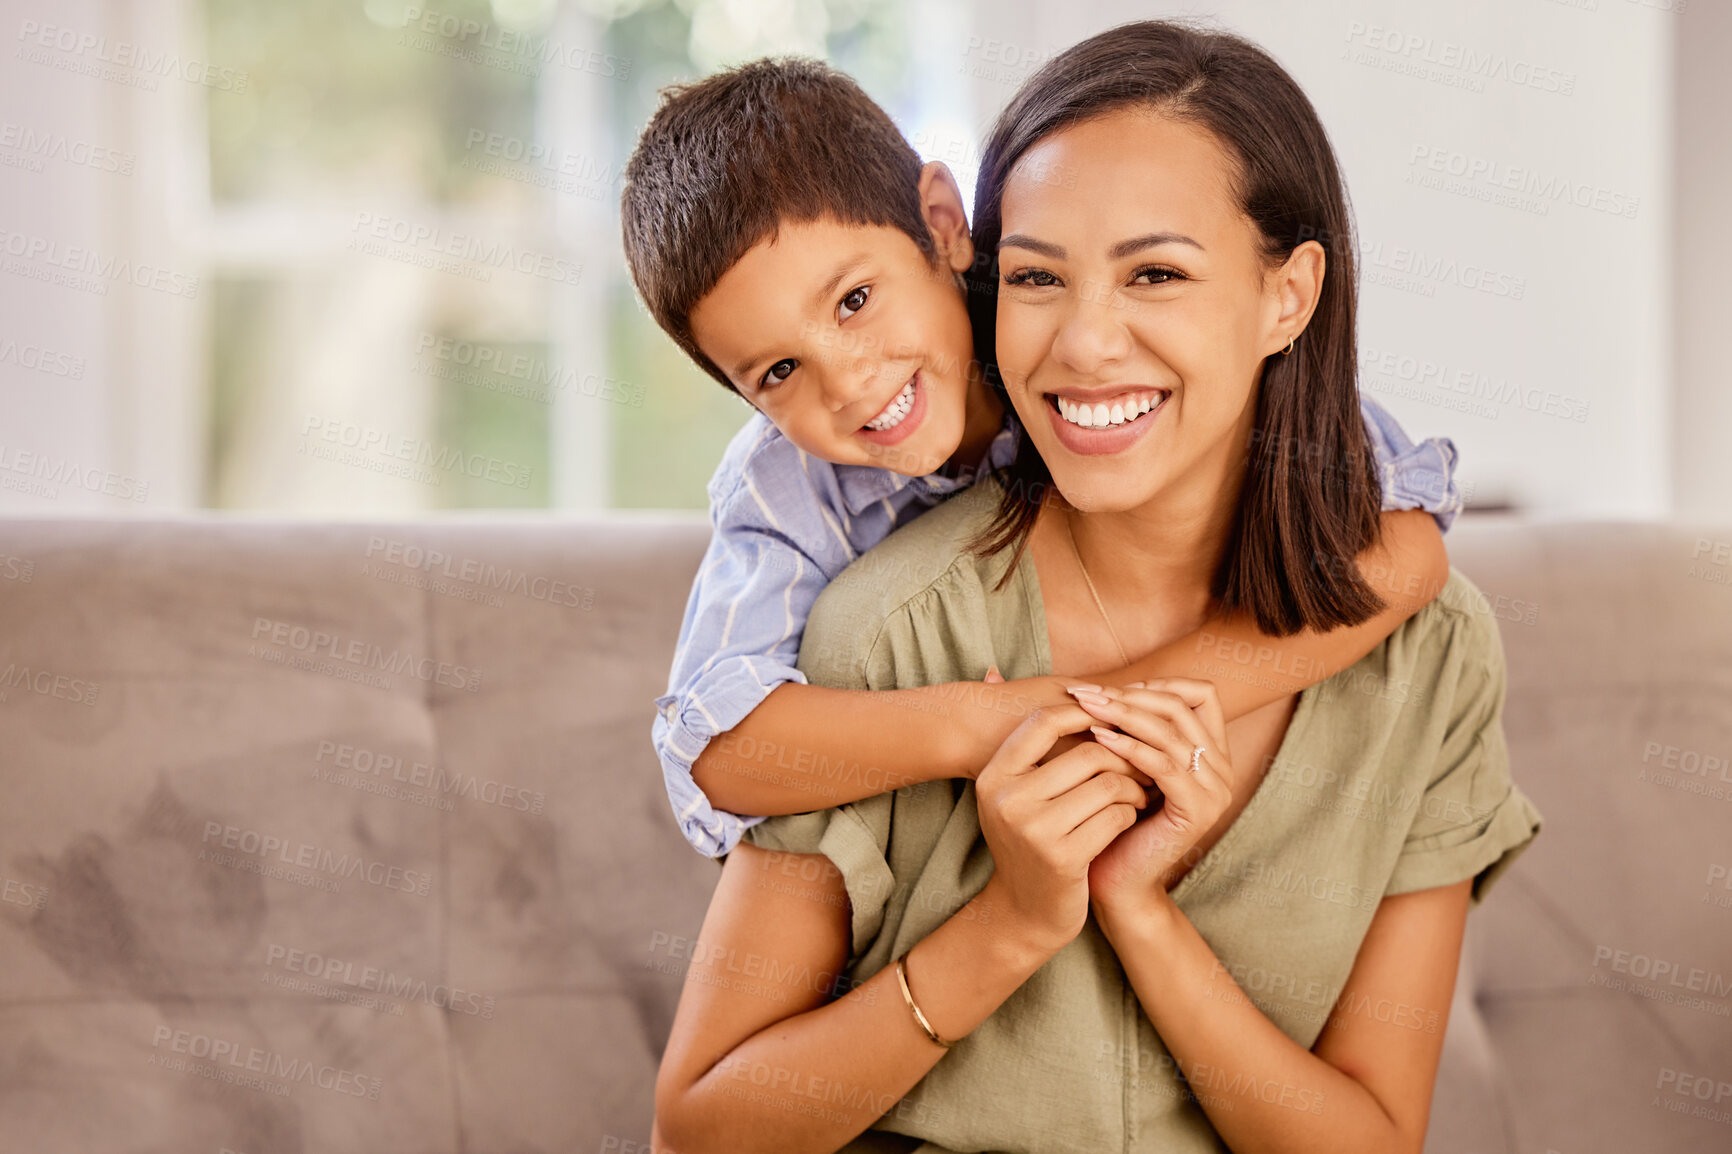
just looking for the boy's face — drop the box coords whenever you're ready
[689,216,978,477]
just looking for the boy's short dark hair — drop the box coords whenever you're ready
[621,57,935,393]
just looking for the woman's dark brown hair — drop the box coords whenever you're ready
[966,20,1387,636]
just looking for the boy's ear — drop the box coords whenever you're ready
[917,161,974,274]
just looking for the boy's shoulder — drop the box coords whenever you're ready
[706,410,788,507]
[705,411,844,532]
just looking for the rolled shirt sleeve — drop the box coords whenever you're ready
[653,471,842,857]
[1361,392,1464,532]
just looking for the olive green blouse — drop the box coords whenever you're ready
[741,478,1543,1154]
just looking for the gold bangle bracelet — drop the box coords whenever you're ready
[894,954,953,1049]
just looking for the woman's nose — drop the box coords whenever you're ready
[1049,293,1133,377]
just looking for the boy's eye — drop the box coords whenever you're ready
[1003,268,1060,288]
[760,359,797,389]
[1131,265,1184,286]
[838,285,870,321]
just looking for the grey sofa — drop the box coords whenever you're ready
[0,513,1728,1154]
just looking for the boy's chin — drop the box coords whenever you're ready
[854,421,964,477]
[854,437,947,477]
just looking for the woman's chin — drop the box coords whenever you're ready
[1046,471,1161,516]
[1027,440,1161,514]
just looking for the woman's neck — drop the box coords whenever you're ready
[1031,442,1248,669]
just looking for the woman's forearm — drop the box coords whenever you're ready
[1099,898,1413,1154]
[658,877,1058,1154]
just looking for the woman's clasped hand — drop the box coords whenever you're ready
[971,676,1235,950]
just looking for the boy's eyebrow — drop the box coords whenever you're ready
[812,253,872,308]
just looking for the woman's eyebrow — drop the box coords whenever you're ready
[998,233,1065,257]
[1109,232,1204,258]
[998,232,1205,258]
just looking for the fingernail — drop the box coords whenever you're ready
[1090,726,1124,743]
[1065,682,1102,693]
[1069,689,1111,707]
[1125,681,1145,689]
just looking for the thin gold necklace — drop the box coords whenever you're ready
[1063,508,1131,668]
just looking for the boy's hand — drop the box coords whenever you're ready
[972,667,1152,786]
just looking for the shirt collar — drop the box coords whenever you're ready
[832,406,1022,517]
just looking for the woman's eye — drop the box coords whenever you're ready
[1003,268,1060,288]
[760,359,797,388]
[1131,265,1184,286]
[839,285,870,321]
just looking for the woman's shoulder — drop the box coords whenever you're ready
[1301,567,1509,749]
[1403,567,1511,671]
[797,479,1016,688]
[1337,565,1510,745]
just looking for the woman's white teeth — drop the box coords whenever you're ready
[1055,393,1164,428]
[864,379,916,431]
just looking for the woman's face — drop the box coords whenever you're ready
[995,107,1316,516]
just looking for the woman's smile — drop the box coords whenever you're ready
[1044,386,1172,455]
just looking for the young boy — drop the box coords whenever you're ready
[620,58,1462,858]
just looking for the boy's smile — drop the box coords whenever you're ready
[858,371,927,445]
[688,187,997,478]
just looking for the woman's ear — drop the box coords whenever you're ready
[918,161,975,274]
[1266,239,1326,356]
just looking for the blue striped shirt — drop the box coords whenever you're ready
[653,393,1461,856]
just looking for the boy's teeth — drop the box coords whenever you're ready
[864,379,916,431]
[1055,392,1166,429]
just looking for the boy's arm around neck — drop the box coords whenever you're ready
[1121,506,1451,715]
[692,681,984,814]
[696,509,1447,812]
[933,507,1450,782]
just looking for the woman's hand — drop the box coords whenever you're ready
[1064,679,1234,923]
[973,702,1151,955]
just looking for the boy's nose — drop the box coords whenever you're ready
[820,362,879,413]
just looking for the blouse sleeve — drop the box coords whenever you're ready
[740,797,897,959]
[1384,599,1544,907]
[736,570,903,960]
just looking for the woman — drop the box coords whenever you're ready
[652,21,1542,1154]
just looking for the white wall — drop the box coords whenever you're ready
[1673,0,1732,517]
[0,0,1718,517]
[0,0,203,513]
[957,0,1678,516]
[0,0,609,517]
